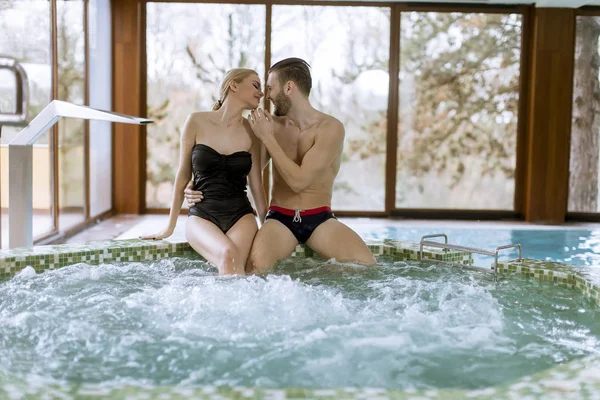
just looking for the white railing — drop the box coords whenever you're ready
[8,100,152,248]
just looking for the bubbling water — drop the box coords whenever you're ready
[0,257,598,390]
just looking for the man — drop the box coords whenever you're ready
[186,58,376,272]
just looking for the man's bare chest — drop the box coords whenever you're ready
[275,130,316,164]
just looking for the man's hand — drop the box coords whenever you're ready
[248,108,275,143]
[184,180,203,207]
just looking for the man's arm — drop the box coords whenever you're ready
[251,111,344,193]
[184,180,203,206]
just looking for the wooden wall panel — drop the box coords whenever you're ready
[112,0,145,214]
[384,6,400,213]
[524,8,575,223]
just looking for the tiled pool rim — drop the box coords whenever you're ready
[1,238,600,400]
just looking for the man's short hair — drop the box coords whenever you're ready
[269,58,312,97]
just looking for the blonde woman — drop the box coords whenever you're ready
[142,68,267,275]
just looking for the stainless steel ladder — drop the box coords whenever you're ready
[419,233,522,281]
[0,55,30,249]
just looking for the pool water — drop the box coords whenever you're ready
[354,225,600,267]
[1,257,598,391]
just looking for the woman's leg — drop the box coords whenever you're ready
[224,214,259,267]
[186,215,254,275]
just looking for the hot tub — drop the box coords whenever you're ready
[0,237,599,399]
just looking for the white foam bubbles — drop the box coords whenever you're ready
[0,257,598,390]
[16,266,36,279]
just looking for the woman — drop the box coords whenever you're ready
[141,68,267,275]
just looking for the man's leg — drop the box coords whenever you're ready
[306,219,376,265]
[246,219,298,273]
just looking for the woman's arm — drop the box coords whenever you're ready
[261,141,270,170]
[248,128,268,224]
[140,115,197,240]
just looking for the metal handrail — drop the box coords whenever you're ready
[0,55,29,125]
[420,233,448,245]
[8,100,152,249]
[419,233,523,281]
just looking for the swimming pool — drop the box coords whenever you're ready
[351,223,600,267]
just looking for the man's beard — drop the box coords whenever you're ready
[272,91,292,116]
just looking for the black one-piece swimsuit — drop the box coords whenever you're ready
[188,144,254,233]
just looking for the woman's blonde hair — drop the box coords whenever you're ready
[212,68,259,111]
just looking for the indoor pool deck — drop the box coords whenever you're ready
[1,218,600,399]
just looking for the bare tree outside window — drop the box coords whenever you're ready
[57,0,86,230]
[272,6,390,211]
[396,12,522,210]
[146,3,265,208]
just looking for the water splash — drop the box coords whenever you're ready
[0,257,598,390]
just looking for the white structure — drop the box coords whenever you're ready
[8,100,152,248]
[1,55,30,250]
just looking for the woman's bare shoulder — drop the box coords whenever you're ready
[182,112,213,143]
[187,111,213,123]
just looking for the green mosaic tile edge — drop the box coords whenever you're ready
[0,238,475,279]
[496,258,600,307]
[0,240,595,307]
[0,239,197,280]
[364,239,474,265]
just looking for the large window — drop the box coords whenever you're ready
[145,3,266,208]
[0,0,112,248]
[57,0,86,230]
[271,6,390,211]
[396,12,522,210]
[143,4,525,215]
[569,16,600,213]
[0,1,54,246]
